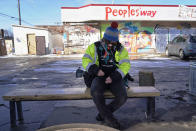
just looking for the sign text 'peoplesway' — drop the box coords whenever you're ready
[105,5,157,20]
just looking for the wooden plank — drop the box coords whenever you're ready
[2,86,160,101]
[3,88,91,101]
[128,87,160,97]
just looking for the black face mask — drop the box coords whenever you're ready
[104,40,117,51]
[105,39,117,45]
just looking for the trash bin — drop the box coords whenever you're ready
[189,62,196,95]
[76,67,84,78]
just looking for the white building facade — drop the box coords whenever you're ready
[13,25,52,55]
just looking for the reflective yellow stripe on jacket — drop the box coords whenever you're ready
[82,44,98,72]
[115,47,131,78]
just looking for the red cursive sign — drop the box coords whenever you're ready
[105,5,157,20]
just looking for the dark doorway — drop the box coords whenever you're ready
[36,36,46,55]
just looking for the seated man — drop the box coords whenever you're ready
[82,22,131,129]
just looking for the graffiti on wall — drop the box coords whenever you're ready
[154,28,169,53]
[154,25,196,53]
[101,22,154,53]
[63,24,100,54]
[64,24,100,48]
[179,5,196,18]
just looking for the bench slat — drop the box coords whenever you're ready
[3,86,160,101]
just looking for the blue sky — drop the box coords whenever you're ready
[0,0,195,31]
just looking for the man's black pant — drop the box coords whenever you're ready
[90,77,127,120]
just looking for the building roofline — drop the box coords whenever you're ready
[12,25,49,31]
[61,4,196,9]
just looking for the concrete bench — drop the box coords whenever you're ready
[3,86,160,127]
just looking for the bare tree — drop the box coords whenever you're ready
[4,29,13,39]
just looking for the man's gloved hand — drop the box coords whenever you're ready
[88,64,99,76]
[105,76,112,84]
[110,70,122,82]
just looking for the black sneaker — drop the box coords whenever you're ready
[96,114,104,121]
[104,117,121,130]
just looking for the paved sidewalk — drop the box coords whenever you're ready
[0,55,196,131]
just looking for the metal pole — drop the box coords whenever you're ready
[18,0,21,25]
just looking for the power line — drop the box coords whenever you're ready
[0,12,33,26]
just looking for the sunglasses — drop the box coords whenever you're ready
[105,40,117,45]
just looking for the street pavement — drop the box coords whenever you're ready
[0,54,196,131]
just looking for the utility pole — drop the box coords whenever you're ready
[18,0,21,25]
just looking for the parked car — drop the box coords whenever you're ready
[165,35,196,59]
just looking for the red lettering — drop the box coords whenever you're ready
[119,9,123,15]
[131,9,135,16]
[128,5,131,17]
[105,7,112,20]
[122,10,127,17]
[105,6,156,19]
[141,10,147,16]
[113,9,117,16]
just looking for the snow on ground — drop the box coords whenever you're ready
[32,58,192,74]
[131,60,190,68]
[0,54,83,58]
[33,67,77,73]
[50,60,82,65]
[1,53,194,74]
